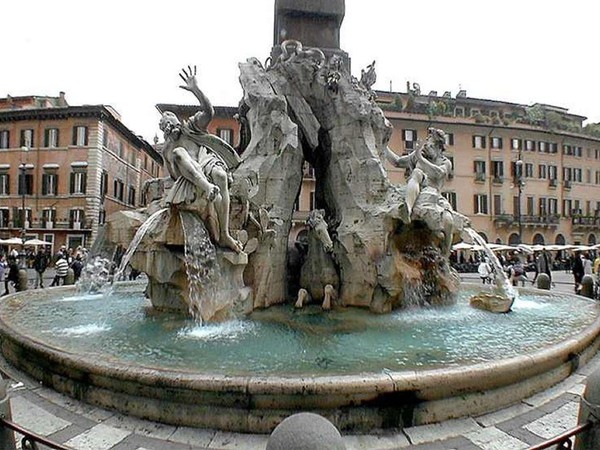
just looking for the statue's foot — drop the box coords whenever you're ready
[220,233,243,253]
[295,289,308,308]
[397,203,411,224]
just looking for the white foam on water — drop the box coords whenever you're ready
[58,323,110,336]
[512,298,546,310]
[178,321,255,341]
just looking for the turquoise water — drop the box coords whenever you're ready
[3,286,598,376]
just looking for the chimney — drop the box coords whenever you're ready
[58,91,68,107]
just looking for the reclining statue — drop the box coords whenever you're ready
[159,66,242,253]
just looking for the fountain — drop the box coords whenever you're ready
[0,0,599,434]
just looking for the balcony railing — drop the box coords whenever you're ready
[0,220,93,230]
[572,215,600,229]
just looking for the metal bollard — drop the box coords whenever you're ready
[536,273,551,290]
[0,379,17,450]
[581,275,595,299]
[575,367,600,449]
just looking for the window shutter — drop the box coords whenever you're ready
[55,129,60,147]
[473,196,478,214]
[42,174,48,195]
[54,174,59,195]
[44,129,49,147]
[70,173,75,194]
[5,174,9,195]
[84,127,88,146]
[472,136,476,148]
[82,173,87,193]
[72,127,77,146]
[482,137,486,148]
[498,138,503,149]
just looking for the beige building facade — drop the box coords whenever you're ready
[0,94,163,253]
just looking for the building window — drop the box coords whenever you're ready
[128,186,136,206]
[20,129,34,147]
[538,198,547,216]
[511,138,521,151]
[563,167,572,181]
[0,130,9,149]
[550,143,558,154]
[0,208,9,227]
[70,171,87,194]
[492,161,504,179]
[574,168,583,182]
[525,140,536,151]
[490,137,503,149]
[526,196,534,216]
[539,141,547,153]
[574,146,583,157]
[563,145,573,155]
[525,163,534,178]
[444,133,454,146]
[0,173,9,195]
[472,135,486,149]
[474,194,488,214]
[538,164,547,179]
[42,173,58,196]
[549,198,558,215]
[72,126,88,146]
[42,208,56,228]
[309,191,316,210]
[69,209,85,229]
[493,194,502,215]
[474,160,486,181]
[563,199,572,217]
[100,170,108,198]
[118,141,124,159]
[218,128,234,146]
[549,165,558,180]
[454,107,464,117]
[403,129,417,150]
[99,209,106,225]
[440,192,456,210]
[44,128,60,148]
[14,208,32,228]
[114,179,124,201]
[18,171,34,195]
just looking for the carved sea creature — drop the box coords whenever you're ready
[295,210,339,310]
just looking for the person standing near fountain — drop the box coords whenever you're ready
[159,66,242,253]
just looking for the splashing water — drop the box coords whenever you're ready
[113,208,168,281]
[464,227,516,299]
[180,211,219,324]
[76,255,113,295]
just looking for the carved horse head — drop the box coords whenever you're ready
[307,209,333,253]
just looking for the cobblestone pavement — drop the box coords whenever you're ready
[0,270,596,449]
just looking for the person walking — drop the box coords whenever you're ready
[33,249,48,288]
[572,251,585,294]
[477,258,492,284]
[5,256,21,293]
[0,255,8,296]
[51,254,69,287]
[71,255,83,282]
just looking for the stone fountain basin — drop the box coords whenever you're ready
[0,284,598,433]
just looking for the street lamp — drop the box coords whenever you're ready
[515,156,524,245]
[19,145,29,267]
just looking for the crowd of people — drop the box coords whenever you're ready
[464,248,600,295]
[0,245,89,295]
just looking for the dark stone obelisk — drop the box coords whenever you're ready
[271,0,350,69]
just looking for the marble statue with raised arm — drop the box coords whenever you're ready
[385,127,452,224]
[159,66,242,253]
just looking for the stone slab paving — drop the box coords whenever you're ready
[2,350,595,450]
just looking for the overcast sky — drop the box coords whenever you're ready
[4,0,598,142]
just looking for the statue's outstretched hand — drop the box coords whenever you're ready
[178,65,199,92]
